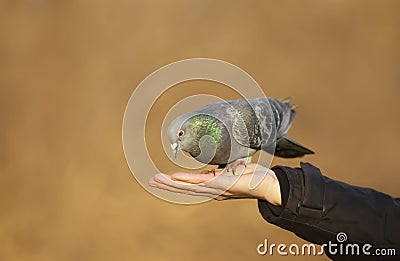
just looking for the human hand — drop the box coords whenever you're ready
[148,163,281,205]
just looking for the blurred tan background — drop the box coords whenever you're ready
[1,1,399,260]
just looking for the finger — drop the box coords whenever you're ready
[149,180,222,199]
[171,172,214,184]
[171,175,232,195]
[149,179,190,193]
[150,174,200,189]
[151,174,227,195]
[150,176,253,200]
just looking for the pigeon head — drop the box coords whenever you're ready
[168,113,194,158]
[167,113,222,159]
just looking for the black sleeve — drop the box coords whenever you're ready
[258,162,400,258]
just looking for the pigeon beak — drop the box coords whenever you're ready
[171,142,181,158]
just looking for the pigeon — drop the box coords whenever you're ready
[167,97,314,173]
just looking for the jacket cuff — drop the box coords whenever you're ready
[258,162,325,222]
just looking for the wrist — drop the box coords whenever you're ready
[261,170,282,206]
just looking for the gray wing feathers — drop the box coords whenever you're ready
[196,97,296,150]
[267,98,295,139]
[231,98,296,148]
[230,100,262,148]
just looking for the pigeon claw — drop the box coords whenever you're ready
[200,168,216,176]
[227,159,247,175]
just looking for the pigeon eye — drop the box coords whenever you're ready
[177,130,184,137]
